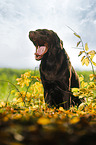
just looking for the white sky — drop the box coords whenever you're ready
[0,0,96,70]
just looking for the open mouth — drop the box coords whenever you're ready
[35,46,48,60]
[28,31,48,60]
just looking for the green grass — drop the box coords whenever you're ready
[0,68,94,101]
[77,70,93,82]
[0,68,40,101]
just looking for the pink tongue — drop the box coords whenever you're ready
[37,46,46,55]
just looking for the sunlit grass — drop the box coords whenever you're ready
[0,68,94,101]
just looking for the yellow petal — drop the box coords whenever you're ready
[85,43,89,51]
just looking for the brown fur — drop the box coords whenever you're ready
[29,29,81,109]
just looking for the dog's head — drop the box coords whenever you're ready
[29,29,63,60]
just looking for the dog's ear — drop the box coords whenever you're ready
[60,40,63,49]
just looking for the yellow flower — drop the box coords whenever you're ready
[70,117,80,124]
[24,78,31,86]
[0,101,6,107]
[59,107,65,112]
[26,92,31,98]
[16,72,31,88]
[16,78,22,83]
[12,114,22,120]
[37,117,51,125]
[24,71,31,78]
[3,116,9,122]
[15,92,20,96]
[31,76,37,79]
[21,91,26,97]
[31,76,41,82]
[11,90,15,94]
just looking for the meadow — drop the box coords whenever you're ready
[0,68,91,101]
[0,68,39,101]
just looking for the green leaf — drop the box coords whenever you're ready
[71,88,79,92]
[71,88,80,97]
[79,75,84,82]
[74,33,81,38]
[81,81,88,88]
[79,94,85,99]
[77,41,81,47]
[87,82,95,89]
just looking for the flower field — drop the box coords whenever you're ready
[0,68,96,145]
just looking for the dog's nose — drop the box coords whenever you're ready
[29,31,34,38]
